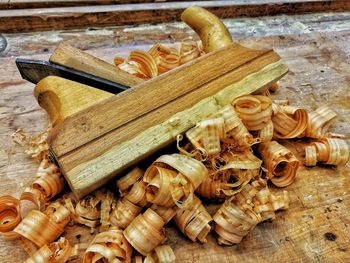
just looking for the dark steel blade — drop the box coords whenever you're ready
[15,58,129,94]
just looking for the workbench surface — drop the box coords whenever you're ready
[1,12,350,262]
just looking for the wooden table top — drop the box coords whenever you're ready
[0,11,349,262]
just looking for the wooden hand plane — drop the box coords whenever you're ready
[30,6,288,198]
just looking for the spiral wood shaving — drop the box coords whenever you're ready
[111,168,147,229]
[123,208,167,256]
[305,105,337,138]
[83,227,132,263]
[24,237,72,263]
[21,158,64,210]
[257,141,299,187]
[14,203,70,248]
[144,154,207,209]
[174,195,212,243]
[272,104,308,139]
[305,138,349,166]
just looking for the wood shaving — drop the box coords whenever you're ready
[111,172,147,229]
[213,198,260,245]
[0,196,21,240]
[14,204,70,248]
[24,237,72,263]
[83,227,132,263]
[144,154,208,209]
[272,104,308,139]
[305,105,337,138]
[257,141,299,187]
[305,138,349,166]
[123,208,167,256]
[11,127,50,161]
[174,195,212,243]
[232,95,273,131]
[21,158,64,210]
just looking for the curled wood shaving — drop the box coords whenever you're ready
[305,138,350,166]
[144,166,179,207]
[200,118,225,155]
[11,128,50,161]
[45,201,71,227]
[305,105,337,138]
[144,154,207,209]
[149,43,177,73]
[180,39,201,64]
[213,199,260,245]
[257,141,299,187]
[232,95,273,131]
[272,104,308,139]
[117,167,144,196]
[174,195,212,243]
[129,50,158,78]
[217,105,256,150]
[185,117,225,156]
[14,204,70,247]
[24,237,72,263]
[0,196,22,240]
[144,245,176,263]
[111,179,147,229]
[304,145,318,166]
[124,208,166,256]
[83,227,132,263]
[110,199,142,229]
[21,158,64,210]
[64,193,101,229]
[270,191,290,212]
[124,180,148,207]
[233,179,289,222]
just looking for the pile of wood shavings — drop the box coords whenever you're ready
[114,40,204,79]
[1,50,349,263]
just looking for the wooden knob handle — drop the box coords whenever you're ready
[181,6,233,53]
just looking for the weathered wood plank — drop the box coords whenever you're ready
[2,12,349,58]
[0,0,189,9]
[0,0,350,33]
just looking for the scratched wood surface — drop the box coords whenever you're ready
[1,0,350,33]
[0,12,350,262]
[0,0,194,9]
